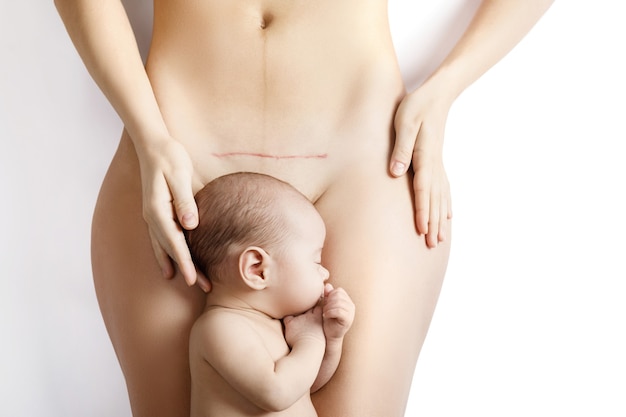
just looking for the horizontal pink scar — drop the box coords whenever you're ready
[212,151,328,160]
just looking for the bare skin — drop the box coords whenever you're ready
[55,0,554,416]
[188,177,355,416]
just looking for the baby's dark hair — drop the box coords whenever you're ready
[185,172,308,281]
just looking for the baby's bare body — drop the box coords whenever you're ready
[190,309,317,417]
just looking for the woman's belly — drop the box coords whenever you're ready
[142,0,405,200]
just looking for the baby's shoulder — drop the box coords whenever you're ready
[193,307,252,333]
[190,309,256,354]
[190,308,286,361]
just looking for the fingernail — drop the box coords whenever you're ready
[392,162,405,176]
[182,213,196,226]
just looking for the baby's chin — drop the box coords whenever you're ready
[280,292,325,318]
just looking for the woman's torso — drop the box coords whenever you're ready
[139,0,405,200]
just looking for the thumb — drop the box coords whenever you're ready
[391,109,420,177]
[169,178,198,230]
[324,283,334,298]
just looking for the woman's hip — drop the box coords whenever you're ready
[90,133,205,331]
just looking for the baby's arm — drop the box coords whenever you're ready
[198,311,325,412]
[311,284,356,392]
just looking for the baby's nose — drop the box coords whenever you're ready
[321,266,330,281]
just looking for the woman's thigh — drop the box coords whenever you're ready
[312,164,451,417]
[91,140,206,417]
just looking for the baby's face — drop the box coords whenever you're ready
[271,204,329,316]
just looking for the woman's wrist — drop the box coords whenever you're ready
[122,99,170,142]
[419,64,463,108]
[125,117,173,155]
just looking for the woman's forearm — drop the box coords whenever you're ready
[54,0,168,147]
[426,0,554,102]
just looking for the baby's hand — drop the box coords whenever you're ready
[283,306,325,348]
[322,284,355,341]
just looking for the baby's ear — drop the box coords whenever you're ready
[239,246,270,290]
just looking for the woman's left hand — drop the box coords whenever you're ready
[390,82,453,248]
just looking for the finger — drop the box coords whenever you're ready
[323,301,348,315]
[322,289,341,307]
[322,306,342,319]
[413,167,431,236]
[149,206,198,286]
[323,293,351,314]
[195,268,212,293]
[438,174,452,242]
[144,176,178,277]
[391,107,421,177]
[426,222,438,248]
[324,283,334,298]
[168,173,199,230]
[324,287,347,302]
[323,307,351,325]
[447,188,453,220]
[171,235,197,286]
[149,228,175,279]
[426,185,441,248]
[438,190,449,242]
[438,211,447,243]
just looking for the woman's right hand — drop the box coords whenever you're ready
[134,136,210,292]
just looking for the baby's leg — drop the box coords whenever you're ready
[91,141,206,417]
[313,166,450,416]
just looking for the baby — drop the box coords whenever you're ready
[185,172,355,417]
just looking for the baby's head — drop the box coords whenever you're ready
[186,172,292,280]
[186,172,329,316]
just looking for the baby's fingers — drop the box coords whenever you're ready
[323,283,334,298]
[323,306,351,322]
[323,289,355,322]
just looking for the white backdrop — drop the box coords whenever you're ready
[1,1,625,416]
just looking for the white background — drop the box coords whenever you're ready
[1,1,624,416]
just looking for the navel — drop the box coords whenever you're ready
[259,12,273,30]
